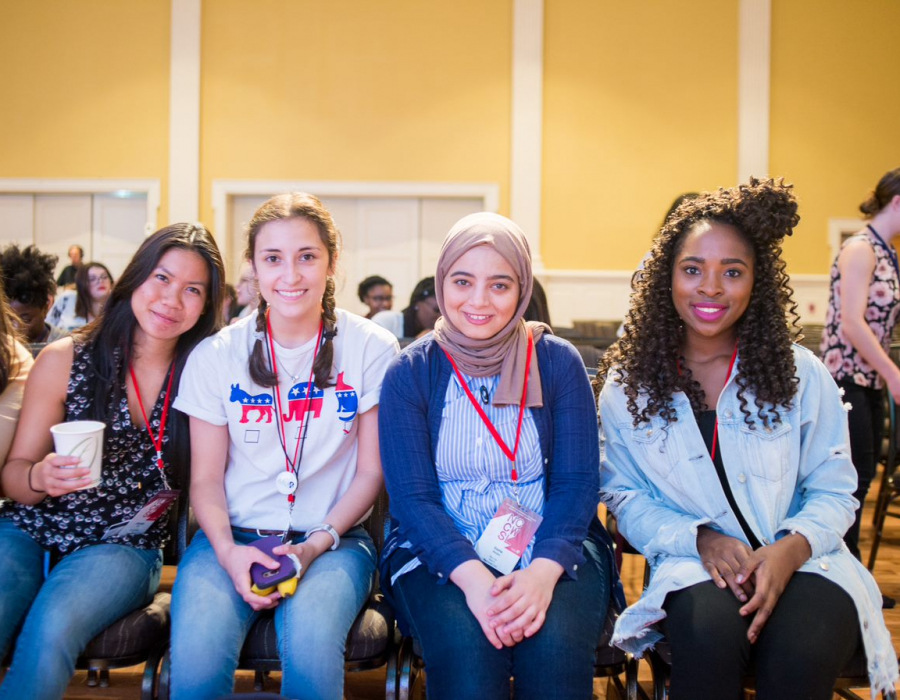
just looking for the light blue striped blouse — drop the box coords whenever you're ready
[392,370,545,583]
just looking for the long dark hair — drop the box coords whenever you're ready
[74,262,114,320]
[596,178,801,429]
[245,193,341,390]
[74,224,226,487]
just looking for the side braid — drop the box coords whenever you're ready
[313,277,337,389]
[248,297,278,387]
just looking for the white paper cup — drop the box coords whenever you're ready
[50,420,105,490]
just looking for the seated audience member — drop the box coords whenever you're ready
[523,278,552,326]
[0,244,65,345]
[379,213,622,700]
[232,260,258,322]
[56,244,84,289]
[0,284,33,469]
[169,193,398,700]
[372,276,440,339]
[47,261,114,333]
[222,283,238,324]
[0,224,224,700]
[358,275,394,319]
[597,179,898,699]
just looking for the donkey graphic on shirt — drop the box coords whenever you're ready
[228,374,357,432]
[229,384,273,423]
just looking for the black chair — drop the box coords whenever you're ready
[157,490,398,700]
[869,393,900,571]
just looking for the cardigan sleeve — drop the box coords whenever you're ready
[379,348,479,581]
[531,338,598,577]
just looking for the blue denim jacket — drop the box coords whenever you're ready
[599,345,898,695]
[379,333,624,610]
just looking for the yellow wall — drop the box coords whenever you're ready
[770,0,900,274]
[542,0,739,270]
[0,0,171,221]
[198,0,513,228]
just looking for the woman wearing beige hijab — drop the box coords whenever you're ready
[378,213,623,700]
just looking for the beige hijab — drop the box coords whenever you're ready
[432,212,549,407]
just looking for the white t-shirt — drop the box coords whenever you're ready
[174,308,399,530]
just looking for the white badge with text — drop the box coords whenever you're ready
[102,489,180,540]
[474,497,543,575]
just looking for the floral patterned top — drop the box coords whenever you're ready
[820,228,900,389]
[0,341,175,554]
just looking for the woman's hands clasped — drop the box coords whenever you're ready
[697,527,812,643]
[29,454,94,497]
[452,557,563,648]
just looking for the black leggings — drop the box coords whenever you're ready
[662,573,860,700]
[838,380,884,560]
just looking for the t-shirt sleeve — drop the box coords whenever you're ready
[357,333,400,415]
[173,338,229,426]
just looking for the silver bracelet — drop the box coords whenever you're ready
[305,523,340,551]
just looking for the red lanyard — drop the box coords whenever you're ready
[442,328,534,484]
[710,345,739,461]
[128,360,176,487]
[266,309,322,503]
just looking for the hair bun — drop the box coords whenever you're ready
[729,177,799,245]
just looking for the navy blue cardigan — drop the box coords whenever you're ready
[379,333,620,597]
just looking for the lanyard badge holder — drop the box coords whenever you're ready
[443,328,543,574]
[266,310,324,541]
[102,360,180,540]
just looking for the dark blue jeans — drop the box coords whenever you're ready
[386,538,610,700]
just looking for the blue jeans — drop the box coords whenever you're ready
[386,537,611,700]
[0,518,162,700]
[170,526,376,700]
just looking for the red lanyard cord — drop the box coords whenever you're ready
[710,345,739,462]
[128,359,177,489]
[442,328,534,484]
[266,309,323,504]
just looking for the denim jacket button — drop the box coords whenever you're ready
[765,426,773,434]
[819,561,830,571]
[738,473,747,484]
[724,409,733,418]
[646,429,653,437]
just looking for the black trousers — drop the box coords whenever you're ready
[662,573,860,700]
[838,380,885,560]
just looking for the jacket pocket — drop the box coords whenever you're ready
[626,417,676,478]
[738,420,792,481]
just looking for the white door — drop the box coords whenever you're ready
[34,195,93,280]
[0,195,36,248]
[91,194,150,279]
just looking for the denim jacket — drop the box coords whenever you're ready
[599,345,898,695]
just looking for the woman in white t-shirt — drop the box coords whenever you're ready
[170,193,399,700]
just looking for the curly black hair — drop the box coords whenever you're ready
[0,244,58,308]
[595,177,802,429]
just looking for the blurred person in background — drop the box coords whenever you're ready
[47,262,114,333]
[357,275,393,319]
[0,245,65,345]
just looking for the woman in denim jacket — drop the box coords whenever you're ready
[597,179,898,699]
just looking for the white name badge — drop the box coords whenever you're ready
[276,471,298,495]
[474,497,543,575]
[102,489,180,540]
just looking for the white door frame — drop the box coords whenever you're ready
[212,179,500,246]
[0,179,161,235]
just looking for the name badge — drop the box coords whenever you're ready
[474,497,543,575]
[102,489,180,540]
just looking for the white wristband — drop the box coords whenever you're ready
[306,523,340,551]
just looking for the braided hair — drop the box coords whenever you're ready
[596,177,802,429]
[246,193,341,389]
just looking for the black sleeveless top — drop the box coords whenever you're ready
[697,410,763,550]
[1,341,175,554]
